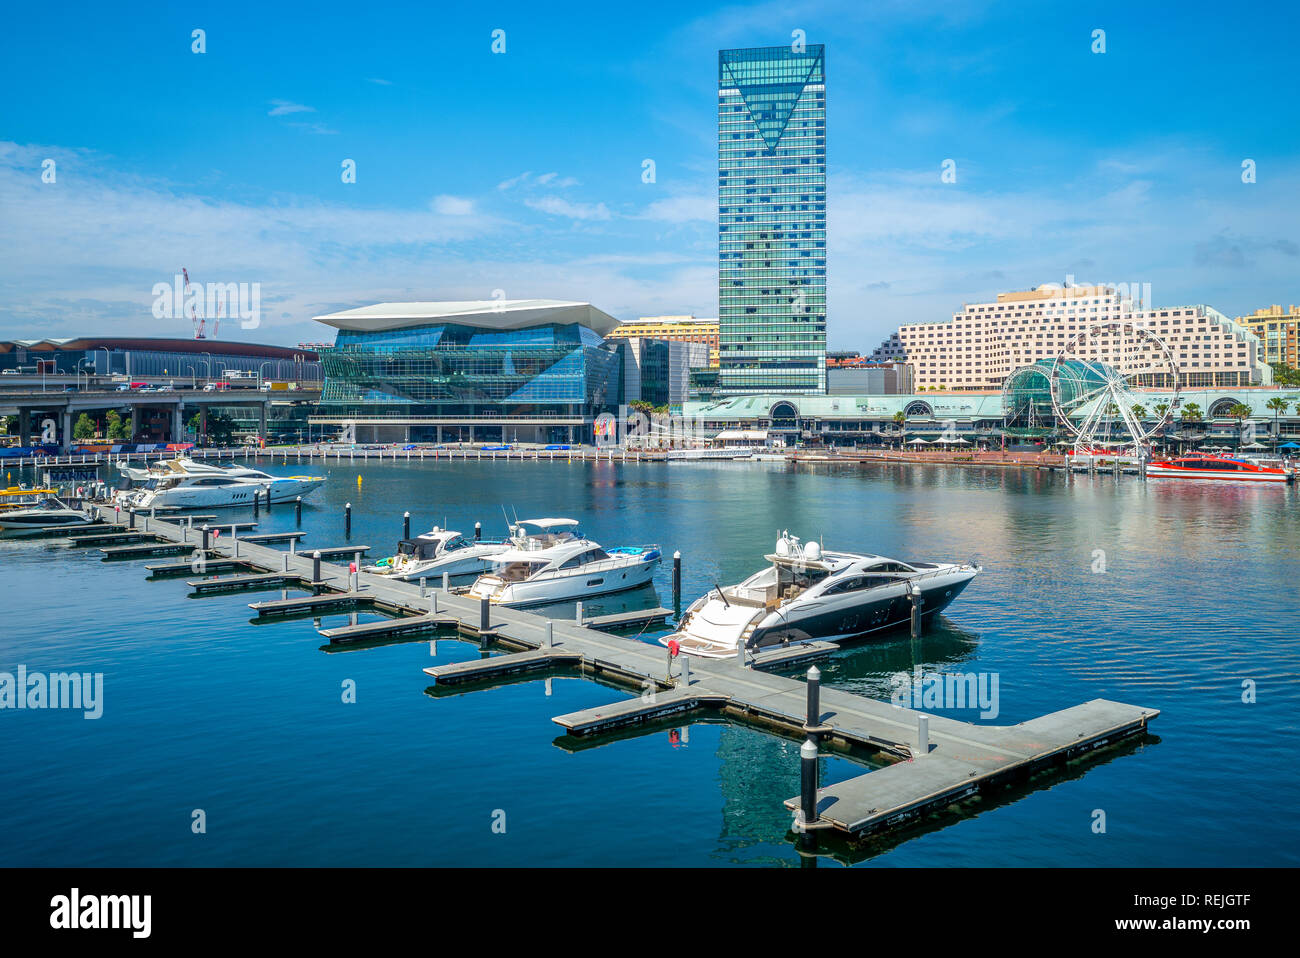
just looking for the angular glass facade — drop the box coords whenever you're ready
[718,45,827,395]
[316,323,622,419]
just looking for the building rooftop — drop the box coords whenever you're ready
[313,300,620,337]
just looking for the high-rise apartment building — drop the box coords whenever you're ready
[870,285,1270,391]
[606,315,719,367]
[717,45,827,394]
[1236,305,1300,368]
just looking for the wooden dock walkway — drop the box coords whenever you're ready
[83,502,1159,845]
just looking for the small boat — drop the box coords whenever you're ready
[0,496,94,531]
[0,486,61,512]
[1146,453,1292,483]
[365,527,511,580]
[468,518,661,607]
[661,532,979,659]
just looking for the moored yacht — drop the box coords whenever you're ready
[468,518,661,607]
[0,496,94,531]
[115,461,325,510]
[661,532,980,659]
[365,526,511,580]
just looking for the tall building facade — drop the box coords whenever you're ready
[717,45,827,395]
[607,315,720,367]
[1236,304,1300,368]
[870,285,1270,391]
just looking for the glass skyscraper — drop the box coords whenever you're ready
[718,44,827,395]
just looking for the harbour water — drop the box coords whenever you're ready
[3,458,1298,866]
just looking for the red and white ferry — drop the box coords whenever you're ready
[1146,453,1293,483]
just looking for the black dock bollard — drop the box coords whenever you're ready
[806,666,821,730]
[201,525,210,551]
[479,595,491,645]
[909,582,922,640]
[128,507,135,529]
[265,486,272,512]
[799,737,819,850]
[312,550,322,589]
[344,502,352,538]
[404,511,411,540]
[672,550,682,616]
[474,521,481,542]
[253,490,260,518]
[295,496,302,526]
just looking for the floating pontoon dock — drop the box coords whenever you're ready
[81,503,1159,845]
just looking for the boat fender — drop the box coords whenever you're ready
[668,639,680,658]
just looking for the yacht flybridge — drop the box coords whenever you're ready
[661,532,980,659]
[114,458,325,510]
[468,518,662,607]
[365,527,511,580]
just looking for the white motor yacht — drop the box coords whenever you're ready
[661,532,979,659]
[468,518,662,607]
[0,496,94,531]
[365,527,511,580]
[115,459,325,510]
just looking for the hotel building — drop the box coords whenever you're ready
[870,285,1270,391]
[1236,305,1300,368]
[717,44,827,395]
[606,316,719,367]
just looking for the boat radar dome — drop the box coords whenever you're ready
[805,540,821,561]
[775,537,791,557]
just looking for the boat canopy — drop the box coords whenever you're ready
[515,517,579,530]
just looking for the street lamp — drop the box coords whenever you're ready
[258,361,273,389]
[185,364,196,389]
[201,352,212,382]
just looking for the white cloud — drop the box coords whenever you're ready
[268,100,315,116]
[497,171,532,190]
[638,193,713,223]
[525,196,611,221]
[431,194,475,216]
[365,78,393,86]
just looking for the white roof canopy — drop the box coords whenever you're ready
[515,517,579,530]
[714,429,768,441]
[313,300,620,337]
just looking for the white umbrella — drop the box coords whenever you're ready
[947,436,969,444]
[907,437,930,445]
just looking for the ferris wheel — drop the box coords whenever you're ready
[1048,321,1180,454]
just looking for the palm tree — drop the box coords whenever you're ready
[893,410,905,448]
[1266,396,1288,448]
[1181,402,1203,423]
[1228,402,1254,450]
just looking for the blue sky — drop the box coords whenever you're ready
[1,0,1297,349]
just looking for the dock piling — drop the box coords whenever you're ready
[475,521,481,542]
[265,487,271,513]
[680,654,690,687]
[916,714,929,758]
[672,550,682,616]
[909,582,922,640]
[419,577,427,598]
[344,502,352,539]
[253,489,259,518]
[442,571,450,593]
[312,550,322,587]
[282,552,289,572]
[806,666,821,730]
[295,496,302,525]
[575,600,584,626]
[403,512,411,540]
[231,525,239,558]
[736,640,746,668]
[799,738,819,849]
[479,595,490,634]
[201,525,210,551]
[128,507,135,530]
[543,620,552,650]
